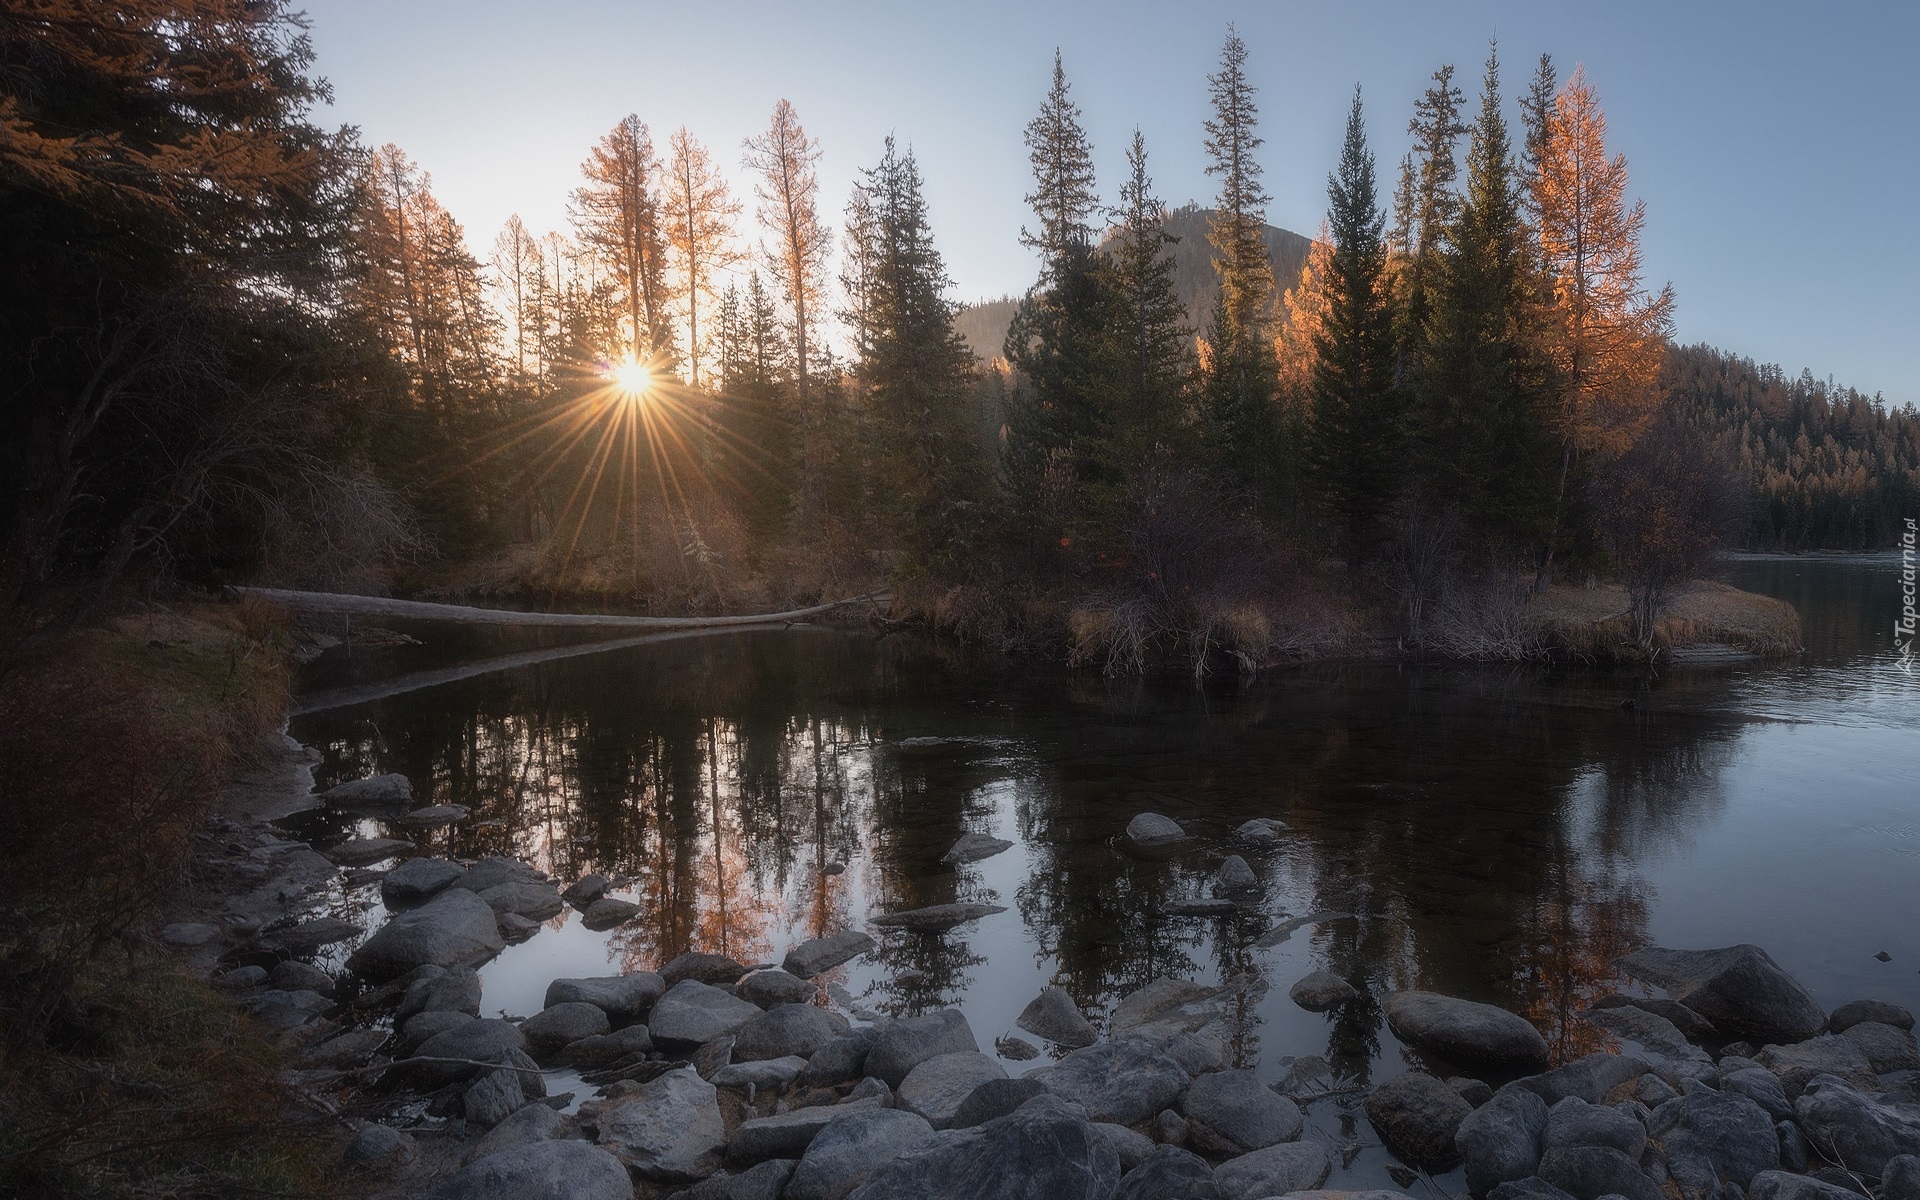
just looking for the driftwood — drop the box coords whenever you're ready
[237,586,889,630]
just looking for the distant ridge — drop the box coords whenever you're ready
[953,205,1317,360]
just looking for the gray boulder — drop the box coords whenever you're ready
[1212,1141,1332,1200]
[1647,1086,1777,1197]
[268,960,333,995]
[1546,1097,1646,1159]
[397,1009,473,1054]
[866,1008,978,1086]
[1516,1052,1656,1107]
[581,897,639,930]
[1828,1000,1914,1034]
[1758,1035,1878,1097]
[732,1002,847,1061]
[330,837,414,866]
[561,873,607,909]
[1093,1122,1156,1169]
[520,1002,610,1054]
[544,972,663,1023]
[951,1078,1048,1129]
[1720,1068,1793,1122]
[1615,945,1826,1045]
[346,1121,418,1166]
[1384,991,1549,1069]
[559,1024,654,1069]
[409,1018,527,1085]
[1537,1146,1663,1200]
[944,832,1014,863]
[1367,1071,1472,1169]
[398,803,468,828]
[868,903,1007,932]
[1210,855,1260,896]
[1113,1144,1221,1200]
[1126,812,1187,847]
[647,979,764,1046]
[1029,1038,1190,1125]
[1232,817,1288,845]
[346,887,503,981]
[1839,1021,1920,1073]
[1458,1083,1550,1195]
[432,1139,632,1200]
[711,1056,808,1089]
[739,969,816,1010]
[788,1108,937,1200]
[784,930,877,978]
[731,1101,882,1162]
[1793,1076,1920,1175]
[661,951,751,987]
[842,1093,1121,1200]
[1017,985,1096,1048]
[452,856,545,893]
[680,1159,797,1200]
[476,882,563,921]
[463,1063,530,1127]
[596,1068,725,1181]
[245,988,331,1029]
[461,1100,565,1166]
[1290,970,1361,1011]
[1581,1006,1715,1085]
[1591,994,1719,1042]
[1489,1180,1580,1200]
[1882,1154,1920,1200]
[1183,1068,1303,1154]
[1747,1171,1866,1200]
[325,773,412,809]
[897,1052,1008,1128]
[802,1027,880,1086]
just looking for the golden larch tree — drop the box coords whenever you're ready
[1274,229,1334,402]
[664,127,743,388]
[572,115,672,365]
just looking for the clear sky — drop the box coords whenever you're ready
[300,0,1917,403]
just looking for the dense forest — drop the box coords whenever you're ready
[4,2,1914,665]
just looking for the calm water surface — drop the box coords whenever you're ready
[285,554,1918,1172]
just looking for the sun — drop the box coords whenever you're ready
[609,360,652,398]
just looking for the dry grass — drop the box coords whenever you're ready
[1529,579,1801,661]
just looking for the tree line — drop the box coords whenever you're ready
[2,3,1906,657]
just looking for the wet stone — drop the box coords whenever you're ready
[783,930,876,979]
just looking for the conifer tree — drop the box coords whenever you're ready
[1416,44,1555,554]
[1307,89,1401,573]
[664,127,742,387]
[743,101,830,417]
[572,116,672,365]
[1395,64,1468,376]
[1021,50,1100,259]
[1104,130,1193,467]
[1199,26,1282,499]
[491,215,544,390]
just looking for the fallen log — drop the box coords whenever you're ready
[236,586,889,630]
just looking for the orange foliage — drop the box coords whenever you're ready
[1534,68,1674,456]
[1273,228,1333,400]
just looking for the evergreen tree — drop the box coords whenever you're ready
[1103,129,1194,470]
[1021,50,1100,259]
[1199,26,1282,501]
[1416,43,1555,555]
[572,116,672,365]
[1307,89,1401,573]
[845,138,987,581]
[1394,65,1468,380]
[716,274,794,540]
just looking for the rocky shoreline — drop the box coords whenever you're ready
[165,752,1920,1200]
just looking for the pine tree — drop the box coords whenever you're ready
[1199,26,1282,500]
[742,101,830,432]
[664,127,742,388]
[1021,50,1100,259]
[716,273,794,540]
[1395,65,1468,376]
[1104,129,1193,468]
[1416,44,1555,555]
[1307,89,1401,573]
[844,138,987,581]
[571,116,672,366]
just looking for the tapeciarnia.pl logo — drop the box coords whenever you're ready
[1899,517,1916,675]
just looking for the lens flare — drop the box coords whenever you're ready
[610,360,652,397]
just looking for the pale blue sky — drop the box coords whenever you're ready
[302,0,1917,402]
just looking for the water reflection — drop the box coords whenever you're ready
[287,555,1919,1093]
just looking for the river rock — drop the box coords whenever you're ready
[732,1101,881,1162]
[433,1138,632,1200]
[1017,985,1096,1048]
[712,1056,808,1089]
[733,1003,847,1061]
[1232,817,1288,845]
[683,1159,797,1200]
[1453,1077,1496,1106]
[325,773,412,809]
[398,803,468,828]
[784,930,877,978]
[246,987,332,1029]
[1458,1083,1550,1195]
[1290,970,1361,1011]
[739,969,816,1009]
[382,856,466,906]
[330,836,414,866]
[843,1093,1120,1200]
[1030,1039,1190,1126]
[1126,812,1187,848]
[409,1018,528,1085]
[1210,855,1260,896]
[1883,1154,1920,1200]
[1489,1181,1580,1200]
[1536,1146,1664,1200]
[662,950,751,987]
[1758,1035,1878,1097]
[477,882,563,921]
[520,1001,610,1054]
[802,1027,880,1086]
[898,1052,1008,1128]
[464,1062,530,1127]
[1545,1097,1646,1159]
[347,887,503,981]
[787,1107,937,1200]
[269,960,333,995]
[560,1024,654,1069]
[1384,991,1550,1069]
[559,873,606,908]
[461,1100,565,1166]
[217,965,268,989]
[596,1068,724,1180]
[952,1077,1048,1129]
[866,1008,978,1086]
[647,979,763,1047]
[1647,1085,1777,1197]
[1839,1020,1920,1072]
[268,916,362,951]
[1590,994,1720,1043]
[398,1009,474,1054]
[1184,1068,1303,1154]
[545,972,663,1023]
[944,832,1014,863]
[452,856,545,892]
[397,964,482,1021]
[1720,1068,1794,1122]
[1793,1076,1920,1175]
[1615,945,1826,1045]
[1580,1006,1715,1085]
[161,921,220,947]
[1367,1071,1472,1169]
[1213,1141,1332,1200]
[1829,1000,1914,1034]
[868,902,1007,932]
[581,897,639,930]
[346,1120,418,1166]
[1094,1122,1157,1169]
[1113,1144,1220,1200]
[1748,1171,1868,1200]
[997,1035,1040,1061]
